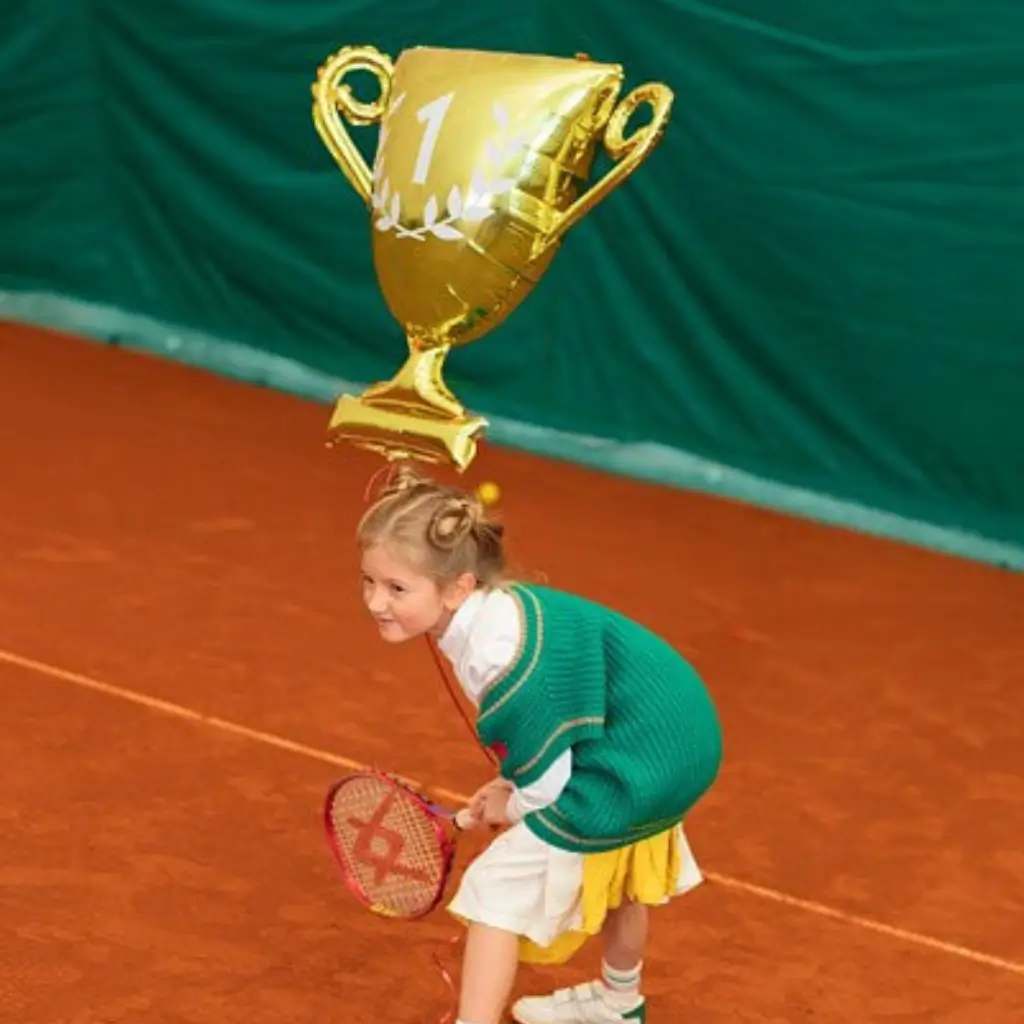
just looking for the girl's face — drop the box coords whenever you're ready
[360,543,473,643]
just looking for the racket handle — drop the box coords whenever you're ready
[424,800,472,829]
[452,808,475,831]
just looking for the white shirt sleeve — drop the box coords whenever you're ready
[459,634,519,706]
[506,749,573,823]
[443,590,519,706]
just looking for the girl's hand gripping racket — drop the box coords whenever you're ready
[324,770,474,920]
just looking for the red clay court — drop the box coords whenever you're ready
[2,322,1023,1023]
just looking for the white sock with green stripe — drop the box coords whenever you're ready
[601,959,644,1007]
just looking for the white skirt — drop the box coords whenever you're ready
[447,822,703,948]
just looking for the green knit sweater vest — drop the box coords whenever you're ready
[476,584,723,853]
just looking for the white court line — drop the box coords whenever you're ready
[2,646,1023,980]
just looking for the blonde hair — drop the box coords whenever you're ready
[357,465,506,587]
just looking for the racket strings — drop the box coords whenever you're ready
[328,776,447,917]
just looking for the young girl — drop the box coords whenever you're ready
[357,466,723,1024]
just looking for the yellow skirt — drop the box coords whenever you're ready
[518,825,685,965]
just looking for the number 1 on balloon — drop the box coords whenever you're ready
[411,92,454,185]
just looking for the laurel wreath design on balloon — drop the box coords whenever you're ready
[371,100,528,242]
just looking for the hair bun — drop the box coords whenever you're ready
[428,496,479,551]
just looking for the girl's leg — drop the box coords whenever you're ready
[508,904,649,1023]
[458,922,520,1024]
[600,901,648,999]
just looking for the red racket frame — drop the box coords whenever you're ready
[323,770,459,920]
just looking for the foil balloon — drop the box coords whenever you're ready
[312,45,673,471]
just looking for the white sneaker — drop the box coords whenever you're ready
[510,981,646,1024]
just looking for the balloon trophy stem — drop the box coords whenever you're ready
[326,343,488,472]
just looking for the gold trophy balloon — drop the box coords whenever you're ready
[311,45,673,471]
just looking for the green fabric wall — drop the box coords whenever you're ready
[2,2,1022,556]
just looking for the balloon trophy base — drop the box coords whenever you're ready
[325,346,488,472]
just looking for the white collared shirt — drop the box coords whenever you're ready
[438,588,572,822]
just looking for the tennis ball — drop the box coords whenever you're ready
[476,481,501,506]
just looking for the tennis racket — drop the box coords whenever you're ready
[324,770,473,920]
